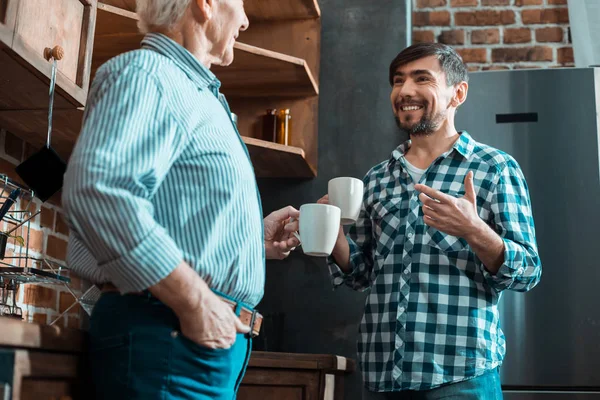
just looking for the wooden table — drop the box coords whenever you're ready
[0,317,355,399]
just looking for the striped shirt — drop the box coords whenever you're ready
[328,132,541,391]
[62,33,265,307]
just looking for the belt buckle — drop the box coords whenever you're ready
[249,309,259,338]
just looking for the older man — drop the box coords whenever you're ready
[62,0,299,399]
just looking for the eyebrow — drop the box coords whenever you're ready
[393,69,435,79]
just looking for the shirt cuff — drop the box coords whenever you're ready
[326,238,362,288]
[99,225,184,293]
[481,238,525,291]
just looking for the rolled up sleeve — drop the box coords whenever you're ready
[480,159,542,292]
[62,66,186,293]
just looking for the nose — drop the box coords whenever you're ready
[399,78,417,97]
[240,11,249,32]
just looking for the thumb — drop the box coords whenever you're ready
[463,171,476,203]
[234,316,251,334]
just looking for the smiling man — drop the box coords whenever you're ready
[322,43,542,399]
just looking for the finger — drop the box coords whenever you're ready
[283,219,299,232]
[418,192,443,209]
[234,316,251,334]
[423,214,439,227]
[422,205,441,220]
[414,184,453,203]
[317,195,329,204]
[286,236,300,247]
[268,206,300,222]
[463,171,476,203]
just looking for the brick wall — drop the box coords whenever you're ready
[413,0,574,71]
[0,129,86,329]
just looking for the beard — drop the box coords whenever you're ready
[395,107,446,137]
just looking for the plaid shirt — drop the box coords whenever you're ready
[328,132,541,392]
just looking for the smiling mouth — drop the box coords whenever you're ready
[399,104,424,112]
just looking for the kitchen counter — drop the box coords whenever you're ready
[0,317,355,399]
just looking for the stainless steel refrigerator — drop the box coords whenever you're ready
[456,67,600,400]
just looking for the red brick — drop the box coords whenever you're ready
[413,11,451,26]
[24,286,57,309]
[515,0,542,5]
[471,29,500,44]
[40,206,55,229]
[482,65,510,71]
[548,0,567,4]
[59,291,81,314]
[457,48,488,63]
[413,30,436,44]
[481,0,509,5]
[46,235,67,261]
[4,132,23,161]
[416,0,447,7]
[23,227,44,252]
[504,28,532,44]
[55,212,69,236]
[468,66,481,72]
[492,47,553,63]
[69,275,83,290]
[557,47,574,64]
[450,0,477,6]
[536,27,563,42]
[438,30,465,45]
[521,8,569,24]
[455,10,515,26]
[32,312,47,325]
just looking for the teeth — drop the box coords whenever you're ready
[401,105,422,111]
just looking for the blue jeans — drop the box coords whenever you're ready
[89,291,253,400]
[363,369,503,400]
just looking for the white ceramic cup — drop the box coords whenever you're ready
[328,177,364,225]
[292,203,341,257]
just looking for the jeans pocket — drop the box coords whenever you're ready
[179,334,234,356]
[90,333,132,398]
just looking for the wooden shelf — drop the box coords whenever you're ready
[245,0,321,21]
[214,42,318,98]
[98,0,321,21]
[92,4,318,98]
[0,107,316,178]
[242,137,315,178]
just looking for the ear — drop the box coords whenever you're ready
[193,0,214,21]
[451,81,468,108]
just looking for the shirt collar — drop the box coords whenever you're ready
[141,33,221,91]
[388,131,475,169]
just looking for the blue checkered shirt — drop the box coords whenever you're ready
[328,132,541,392]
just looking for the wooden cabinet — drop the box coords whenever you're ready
[0,0,321,178]
[0,0,97,109]
[239,352,355,400]
[0,317,89,400]
[0,317,355,400]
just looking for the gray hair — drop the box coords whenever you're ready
[136,0,192,34]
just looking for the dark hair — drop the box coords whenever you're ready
[389,42,469,87]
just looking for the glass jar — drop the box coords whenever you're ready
[276,109,292,146]
[262,109,278,142]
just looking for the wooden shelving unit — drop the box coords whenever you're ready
[0,0,321,178]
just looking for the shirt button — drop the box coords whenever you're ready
[403,269,409,274]
[517,267,525,276]
[171,330,179,338]
[407,232,414,239]
[399,307,405,313]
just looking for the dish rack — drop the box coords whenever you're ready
[0,174,71,319]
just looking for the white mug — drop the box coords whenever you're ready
[328,177,364,225]
[292,203,341,257]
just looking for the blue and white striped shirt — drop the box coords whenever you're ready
[63,33,265,307]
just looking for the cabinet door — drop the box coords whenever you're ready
[239,369,321,400]
[0,0,97,110]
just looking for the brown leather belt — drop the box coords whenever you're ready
[99,283,262,337]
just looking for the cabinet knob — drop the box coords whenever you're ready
[44,45,64,61]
